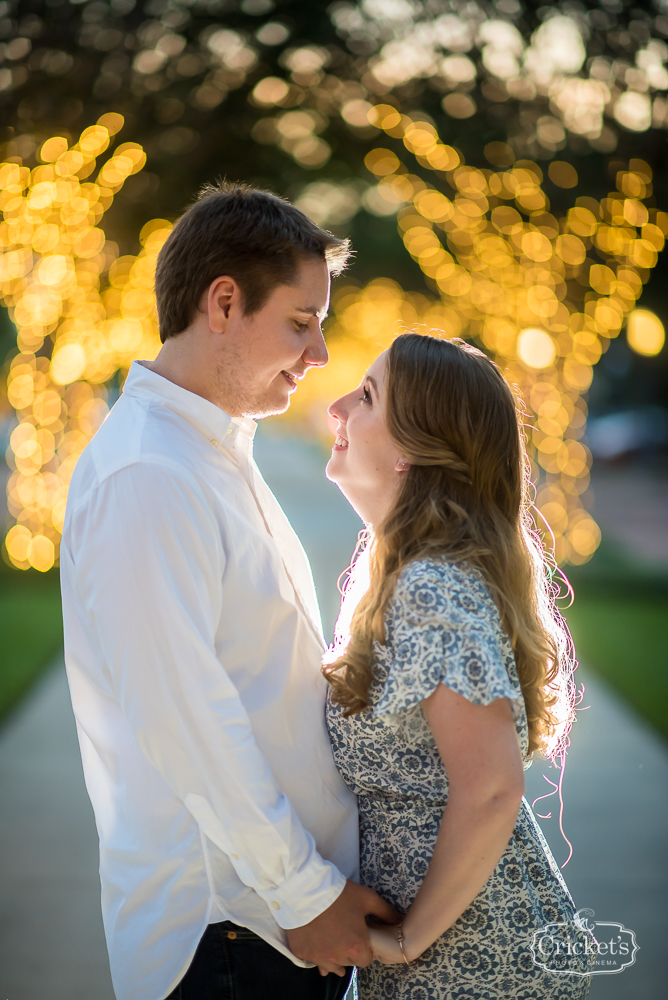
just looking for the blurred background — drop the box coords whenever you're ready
[0,0,666,998]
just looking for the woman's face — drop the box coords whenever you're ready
[326,351,407,526]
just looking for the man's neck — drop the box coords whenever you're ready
[144,340,241,417]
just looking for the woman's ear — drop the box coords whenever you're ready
[395,459,411,472]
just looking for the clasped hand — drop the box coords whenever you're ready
[286,880,400,977]
[368,922,411,965]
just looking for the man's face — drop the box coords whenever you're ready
[216,257,331,419]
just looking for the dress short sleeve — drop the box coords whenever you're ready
[373,559,524,717]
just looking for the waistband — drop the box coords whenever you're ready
[209,920,262,942]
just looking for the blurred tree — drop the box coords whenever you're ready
[1,0,667,571]
[2,0,668,271]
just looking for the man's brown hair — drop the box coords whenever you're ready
[154,181,351,342]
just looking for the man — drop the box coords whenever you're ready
[61,183,396,1000]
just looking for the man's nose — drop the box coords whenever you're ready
[303,322,328,367]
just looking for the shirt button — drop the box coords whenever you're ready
[231,853,239,859]
[227,931,237,940]
[211,439,218,447]
[272,901,281,910]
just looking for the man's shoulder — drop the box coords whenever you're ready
[69,393,145,494]
[67,393,204,510]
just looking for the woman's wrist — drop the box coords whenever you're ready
[399,918,432,962]
[395,925,410,965]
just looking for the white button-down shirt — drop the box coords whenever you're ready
[60,362,359,1000]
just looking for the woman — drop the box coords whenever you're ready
[324,334,593,998]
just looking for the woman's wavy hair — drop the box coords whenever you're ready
[324,333,576,760]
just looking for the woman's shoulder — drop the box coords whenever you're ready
[391,556,498,627]
[374,556,525,722]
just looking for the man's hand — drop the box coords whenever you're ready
[286,880,400,976]
[368,924,405,965]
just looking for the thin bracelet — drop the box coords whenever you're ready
[396,924,410,966]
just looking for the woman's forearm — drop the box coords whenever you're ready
[402,787,523,960]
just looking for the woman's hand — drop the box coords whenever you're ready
[316,920,410,973]
[368,924,407,964]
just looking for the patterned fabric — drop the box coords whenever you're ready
[327,558,593,999]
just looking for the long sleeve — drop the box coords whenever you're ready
[69,460,345,929]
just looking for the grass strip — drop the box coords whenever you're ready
[564,595,668,742]
[0,566,63,723]
[0,539,665,744]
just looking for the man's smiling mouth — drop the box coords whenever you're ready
[281,371,304,390]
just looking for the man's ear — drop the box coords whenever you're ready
[207,276,241,333]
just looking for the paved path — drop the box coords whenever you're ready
[0,431,666,999]
[0,660,115,1000]
[524,681,668,998]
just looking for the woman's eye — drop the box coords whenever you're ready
[360,386,372,404]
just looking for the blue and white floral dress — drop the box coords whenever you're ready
[326,558,592,999]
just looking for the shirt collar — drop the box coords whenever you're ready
[123,361,257,449]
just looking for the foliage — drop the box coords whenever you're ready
[2,0,668,251]
[0,560,62,721]
[565,594,668,742]
[560,540,668,740]
[1,0,667,570]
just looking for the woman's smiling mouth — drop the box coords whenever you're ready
[333,434,348,451]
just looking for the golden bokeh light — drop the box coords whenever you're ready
[288,108,667,567]
[517,328,557,370]
[0,117,167,571]
[548,161,578,189]
[626,308,665,357]
[1,105,666,571]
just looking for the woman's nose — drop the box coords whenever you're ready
[328,394,348,424]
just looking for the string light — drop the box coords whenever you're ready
[288,109,666,566]
[626,307,665,357]
[1,107,665,570]
[0,117,169,571]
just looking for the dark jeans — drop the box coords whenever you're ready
[165,921,354,1000]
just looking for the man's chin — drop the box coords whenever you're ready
[244,391,291,420]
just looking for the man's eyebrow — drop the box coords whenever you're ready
[294,304,325,316]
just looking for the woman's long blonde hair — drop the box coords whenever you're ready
[324,333,576,759]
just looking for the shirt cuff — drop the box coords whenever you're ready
[257,858,347,930]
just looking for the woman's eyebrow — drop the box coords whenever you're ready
[365,375,378,394]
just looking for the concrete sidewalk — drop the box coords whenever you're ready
[2,661,665,999]
[0,431,666,999]
[0,659,115,1000]
[524,679,668,998]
